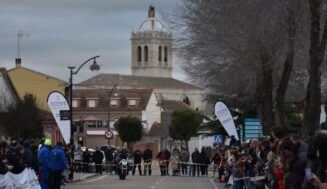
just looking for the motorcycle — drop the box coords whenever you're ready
[117,159,129,180]
[117,158,134,180]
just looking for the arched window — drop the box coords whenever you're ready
[144,46,148,62]
[137,46,142,62]
[158,46,162,62]
[164,46,168,62]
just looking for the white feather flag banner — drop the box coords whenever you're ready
[215,102,239,140]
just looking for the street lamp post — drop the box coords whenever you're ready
[107,84,118,145]
[67,55,100,179]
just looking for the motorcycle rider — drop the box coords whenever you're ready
[117,147,130,177]
[119,147,129,159]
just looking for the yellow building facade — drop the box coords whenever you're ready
[8,61,66,111]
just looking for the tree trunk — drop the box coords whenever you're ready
[303,0,326,135]
[185,140,189,153]
[303,72,321,135]
[127,142,132,153]
[275,7,297,126]
[257,54,274,136]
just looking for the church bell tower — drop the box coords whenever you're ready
[131,6,173,78]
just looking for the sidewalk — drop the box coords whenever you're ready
[69,172,97,183]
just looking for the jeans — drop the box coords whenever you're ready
[191,164,200,176]
[181,162,188,175]
[40,168,50,189]
[189,164,193,176]
[106,161,113,174]
[244,178,253,189]
[213,164,218,177]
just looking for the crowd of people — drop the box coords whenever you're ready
[209,123,327,189]
[1,122,327,189]
[156,146,211,177]
[0,139,67,189]
[0,139,155,188]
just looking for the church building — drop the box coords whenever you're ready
[74,6,205,143]
[77,6,204,111]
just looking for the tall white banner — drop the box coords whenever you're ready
[215,102,239,140]
[47,91,70,144]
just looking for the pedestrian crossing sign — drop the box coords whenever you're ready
[213,135,223,143]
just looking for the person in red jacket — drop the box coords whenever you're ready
[157,150,167,176]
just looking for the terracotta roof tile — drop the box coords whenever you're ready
[77,74,201,90]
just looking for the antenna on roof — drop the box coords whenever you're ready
[17,30,30,58]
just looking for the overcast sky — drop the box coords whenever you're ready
[0,0,185,83]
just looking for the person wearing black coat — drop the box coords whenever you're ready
[313,129,327,183]
[163,148,171,175]
[105,146,114,175]
[143,148,152,176]
[131,149,142,175]
[6,141,23,174]
[211,151,221,178]
[22,141,34,169]
[82,148,92,173]
[92,147,104,175]
[119,148,129,159]
[191,148,201,177]
[199,148,209,176]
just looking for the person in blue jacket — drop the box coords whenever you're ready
[38,139,52,189]
[49,141,67,189]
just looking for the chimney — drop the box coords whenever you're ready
[15,58,21,67]
[148,6,155,18]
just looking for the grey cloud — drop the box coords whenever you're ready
[0,0,185,83]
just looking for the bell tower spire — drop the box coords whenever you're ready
[130,6,173,78]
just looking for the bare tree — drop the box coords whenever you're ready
[275,0,305,125]
[170,0,306,135]
[303,0,327,135]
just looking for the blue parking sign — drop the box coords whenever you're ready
[213,135,223,143]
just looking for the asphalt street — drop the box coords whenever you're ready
[63,174,225,189]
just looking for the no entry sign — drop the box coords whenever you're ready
[105,131,113,139]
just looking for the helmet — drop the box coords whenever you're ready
[44,139,52,146]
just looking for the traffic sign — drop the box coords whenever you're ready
[213,135,223,143]
[105,131,113,139]
[241,118,263,141]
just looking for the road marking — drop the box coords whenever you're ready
[84,175,107,183]
[210,178,219,189]
[156,182,159,185]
